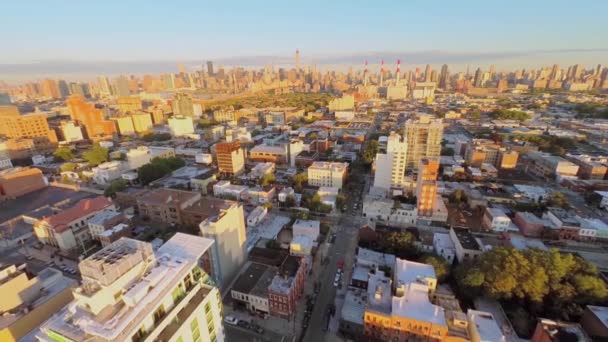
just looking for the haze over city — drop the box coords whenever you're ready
[1,0,607,81]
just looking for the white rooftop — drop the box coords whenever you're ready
[467,309,506,342]
[394,258,436,288]
[392,283,447,327]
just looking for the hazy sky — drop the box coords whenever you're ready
[1,0,607,80]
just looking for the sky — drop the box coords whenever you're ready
[1,0,607,81]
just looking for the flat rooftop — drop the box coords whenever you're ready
[0,186,93,223]
[231,262,274,295]
[452,228,481,251]
[392,283,447,328]
[394,258,436,288]
[366,273,392,315]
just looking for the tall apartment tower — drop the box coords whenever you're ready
[172,93,194,116]
[216,141,245,175]
[295,49,301,72]
[424,64,432,82]
[403,115,443,170]
[199,201,247,288]
[207,61,214,76]
[416,157,439,217]
[373,132,408,191]
[37,234,225,342]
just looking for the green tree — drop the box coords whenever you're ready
[54,147,75,161]
[546,192,569,209]
[362,139,379,165]
[420,254,450,282]
[379,231,418,258]
[292,172,308,192]
[260,173,276,187]
[266,239,281,250]
[59,162,77,172]
[441,147,455,156]
[137,156,185,185]
[104,178,128,197]
[490,109,531,121]
[449,189,468,204]
[284,195,296,208]
[83,144,109,166]
[336,194,346,209]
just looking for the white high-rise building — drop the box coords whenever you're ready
[199,201,247,288]
[168,115,195,137]
[373,132,408,191]
[37,233,225,342]
[59,121,84,142]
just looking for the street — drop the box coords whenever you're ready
[302,164,368,342]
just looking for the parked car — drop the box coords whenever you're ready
[237,320,250,329]
[224,316,239,326]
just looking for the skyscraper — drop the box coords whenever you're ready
[97,76,112,96]
[416,157,439,217]
[439,64,449,89]
[207,61,214,76]
[172,93,194,116]
[403,115,443,170]
[295,49,301,72]
[57,80,70,98]
[112,75,131,97]
[41,79,61,99]
[473,67,483,87]
[373,132,408,190]
[424,64,432,82]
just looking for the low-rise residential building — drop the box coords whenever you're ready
[450,227,483,262]
[527,151,580,178]
[467,310,506,342]
[247,206,268,227]
[87,210,129,239]
[126,146,175,170]
[268,256,307,320]
[513,212,550,237]
[230,262,276,315]
[307,161,348,189]
[92,160,127,185]
[213,181,248,200]
[0,264,76,342]
[250,162,275,179]
[481,207,513,232]
[168,115,195,137]
[246,186,276,204]
[433,232,456,263]
[33,196,116,252]
[543,207,581,240]
[249,145,288,164]
[136,188,201,225]
[37,234,225,342]
[292,219,320,242]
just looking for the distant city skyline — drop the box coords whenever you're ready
[2,0,607,81]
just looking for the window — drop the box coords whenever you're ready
[153,304,165,325]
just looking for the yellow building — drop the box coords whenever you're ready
[116,96,142,113]
[363,259,447,342]
[403,115,443,170]
[0,111,58,147]
[111,116,135,135]
[0,264,75,342]
[131,112,153,133]
[328,95,355,111]
[0,105,20,117]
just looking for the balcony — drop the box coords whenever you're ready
[155,285,213,342]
